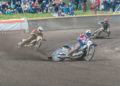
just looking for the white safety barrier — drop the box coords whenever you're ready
[0,18,29,32]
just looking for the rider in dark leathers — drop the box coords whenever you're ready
[92,17,111,37]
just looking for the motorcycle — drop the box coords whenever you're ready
[17,36,43,50]
[52,40,97,62]
[92,21,111,39]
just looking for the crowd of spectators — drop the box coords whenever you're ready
[0,0,76,16]
[0,0,120,16]
[91,0,120,12]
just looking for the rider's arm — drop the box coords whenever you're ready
[40,32,47,41]
[30,29,37,35]
[67,42,80,55]
[83,37,88,44]
[74,42,80,50]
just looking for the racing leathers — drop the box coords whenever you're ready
[20,28,43,46]
[67,33,90,56]
[93,21,111,37]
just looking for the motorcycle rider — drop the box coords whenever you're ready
[66,30,92,56]
[20,26,44,47]
[92,17,111,37]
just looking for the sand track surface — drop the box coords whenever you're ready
[0,16,120,86]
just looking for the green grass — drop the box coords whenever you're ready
[75,10,114,16]
[0,10,115,20]
[0,13,53,20]
[75,10,94,15]
[64,0,70,3]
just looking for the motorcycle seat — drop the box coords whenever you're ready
[63,44,73,50]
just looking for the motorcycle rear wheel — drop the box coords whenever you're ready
[52,49,65,62]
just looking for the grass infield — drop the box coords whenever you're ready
[0,10,119,20]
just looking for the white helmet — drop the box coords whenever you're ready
[38,26,44,31]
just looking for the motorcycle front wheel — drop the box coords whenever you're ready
[34,40,42,50]
[83,45,95,61]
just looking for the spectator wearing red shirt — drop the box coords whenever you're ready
[97,0,100,11]
[82,0,87,12]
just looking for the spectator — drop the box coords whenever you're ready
[79,0,82,10]
[23,5,26,13]
[52,2,59,13]
[29,0,33,4]
[45,0,49,4]
[103,0,109,11]
[60,0,66,7]
[58,9,64,16]
[31,1,34,8]
[48,2,54,12]
[82,0,87,12]
[100,0,104,10]
[110,0,115,12]
[75,0,79,10]
[8,0,11,7]
[113,0,117,12]
[115,0,120,11]
[30,1,34,13]
[25,0,29,4]
[17,0,22,4]
[60,5,64,12]
[15,1,19,13]
[45,4,49,13]
[33,0,36,3]
[41,1,46,12]
[38,0,43,4]
[58,9,62,16]
[64,5,69,14]
[7,7,13,15]
[34,0,40,12]
[13,0,16,5]
[1,2,8,14]
[97,0,100,11]
[69,0,74,12]
[26,2,30,13]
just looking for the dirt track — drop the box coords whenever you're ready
[0,16,120,86]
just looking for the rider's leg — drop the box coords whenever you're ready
[104,30,111,38]
[67,43,80,56]
[71,43,85,56]
[92,29,101,36]
[21,34,36,46]
[107,29,111,37]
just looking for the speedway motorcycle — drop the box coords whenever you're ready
[52,40,97,62]
[17,36,43,50]
[92,21,111,39]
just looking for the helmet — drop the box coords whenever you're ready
[104,17,109,21]
[85,30,91,37]
[37,26,44,31]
